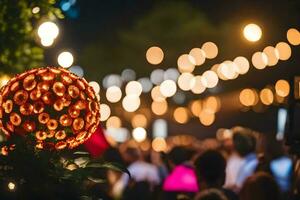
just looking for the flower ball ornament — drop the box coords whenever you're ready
[0,67,100,150]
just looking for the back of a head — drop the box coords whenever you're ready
[232,127,256,157]
[194,150,226,187]
[195,189,228,200]
[168,146,190,166]
[239,172,280,200]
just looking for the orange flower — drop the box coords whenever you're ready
[52,82,66,97]
[13,90,28,105]
[47,119,58,130]
[9,112,21,126]
[23,74,37,91]
[72,118,84,131]
[38,113,50,124]
[20,103,33,115]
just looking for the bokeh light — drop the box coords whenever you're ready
[260,88,274,105]
[243,23,262,42]
[106,116,122,129]
[203,96,221,114]
[287,28,300,46]
[190,76,206,94]
[173,107,189,124]
[233,56,250,75]
[189,48,206,65]
[146,46,164,65]
[100,104,111,121]
[151,100,168,115]
[239,88,257,106]
[150,69,165,85]
[69,66,84,77]
[132,127,147,142]
[122,95,141,112]
[131,114,148,128]
[201,70,219,88]
[263,46,279,66]
[199,110,215,126]
[177,73,194,91]
[106,86,122,103]
[190,100,202,117]
[202,42,218,59]
[177,54,196,73]
[152,137,167,152]
[151,86,166,102]
[138,77,153,93]
[7,182,16,191]
[125,81,142,96]
[275,42,292,61]
[160,80,177,97]
[275,80,290,97]
[252,52,268,69]
[121,69,136,82]
[57,51,74,68]
[164,68,180,81]
[89,81,100,94]
[37,21,59,40]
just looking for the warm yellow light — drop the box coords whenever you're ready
[243,23,262,42]
[7,182,15,191]
[132,114,148,128]
[89,81,100,94]
[199,110,215,126]
[275,80,290,97]
[190,76,206,94]
[125,81,142,96]
[275,42,292,61]
[146,46,164,65]
[260,88,274,105]
[151,100,168,115]
[152,137,167,152]
[178,73,194,91]
[233,56,250,75]
[190,100,202,117]
[173,107,189,124]
[57,51,74,68]
[106,86,122,103]
[287,28,300,46]
[251,52,268,69]
[32,6,40,14]
[151,86,165,102]
[201,70,219,88]
[203,96,221,114]
[177,54,196,73]
[189,48,206,65]
[239,89,257,106]
[202,42,218,59]
[40,37,54,47]
[106,116,122,129]
[37,21,59,40]
[132,127,147,142]
[160,80,177,97]
[263,46,279,66]
[100,104,111,121]
[122,95,140,112]
[218,62,237,79]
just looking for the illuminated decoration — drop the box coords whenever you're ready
[275,42,292,61]
[252,52,268,69]
[218,61,238,80]
[89,81,100,94]
[37,21,59,47]
[164,68,180,81]
[239,88,258,106]
[32,6,40,14]
[131,114,147,128]
[0,67,100,150]
[8,182,16,191]
[125,81,142,96]
[287,28,300,46]
[243,23,262,42]
[275,79,290,97]
[106,116,121,129]
[201,70,219,88]
[202,42,218,59]
[189,48,206,65]
[151,100,168,115]
[100,104,110,121]
[106,86,122,103]
[138,77,153,93]
[178,73,194,91]
[203,96,221,114]
[122,95,140,112]
[152,137,167,152]
[233,56,250,75]
[177,54,196,73]
[260,88,274,105]
[146,46,164,65]
[153,119,168,138]
[150,69,165,85]
[132,127,147,142]
[121,69,136,82]
[190,76,206,94]
[151,86,165,102]
[189,100,202,117]
[199,110,215,126]
[160,80,177,97]
[263,46,279,66]
[173,107,189,124]
[57,51,74,68]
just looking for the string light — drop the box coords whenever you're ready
[100,104,111,121]
[132,127,147,142]
[131,114,148,128]
[173,107,189,124]
[260,88,274,105]
[202,42,218,59]
[177,73,194,91]
[146,46,164,65]
[177,54,196,73]
[243,23,262,42]
[106,86,122,103]
[122,95,140,112]
[189,48,206,65]
[275,80,290,97]
[287,28,300,46]
[57,51,74,68]
[275,42,292,61]
[160,80,177,97]
[151,100,168,115]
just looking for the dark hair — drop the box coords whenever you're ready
[195,189,228,200]
[239,172,280,200]
[232,128,256,157]
[168,146,190,166]
[194,150,226,187]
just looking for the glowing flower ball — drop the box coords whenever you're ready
[0,67,100,150]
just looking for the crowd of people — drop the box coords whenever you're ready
[97,126,299,200]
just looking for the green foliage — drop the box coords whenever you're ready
[0,0,63,74]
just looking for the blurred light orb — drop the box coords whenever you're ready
[146,46,164,65]
[275,80,290,97]
[160,80,177,97]
[32,6,40,14]
[138,77,153,93]
[151,86,165,102]
[233,56,250,75]
[150,69,165,85]
[41,37,54,47]
[263,46,279,66]
[178,73,194,91]
[100,104,111,121]
[121,69,136,82]
[177,54,196,73]
[89,81,100,94]
[69,66,84,77]
[275,42,292,61]
[239,89,256,106]
[243,23,262,42]
[164,68,180,81]
[190,76,206,94]
[172,91,186,105]
[190,100,202,117]
[38,21,59,40]
[199,110,215,126]
[132,127,147,142]
[252,52,268,69]
[203,96,221,114]
[106,116,122,129]
[122,95,140,112]
[132,114,147,128]
[202,70,219,88]
[102,74,123,88]
[106,86,122,103]
[202,42,218,59]
[260,88,274,105]
[57,51,74,68]
[151,100,168,115]
[152,137,167,152]
[125,81,142,96]
[8,182,15,191]
[189,48,206,65]
[173,107,189,124]
[287,28,300,46]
